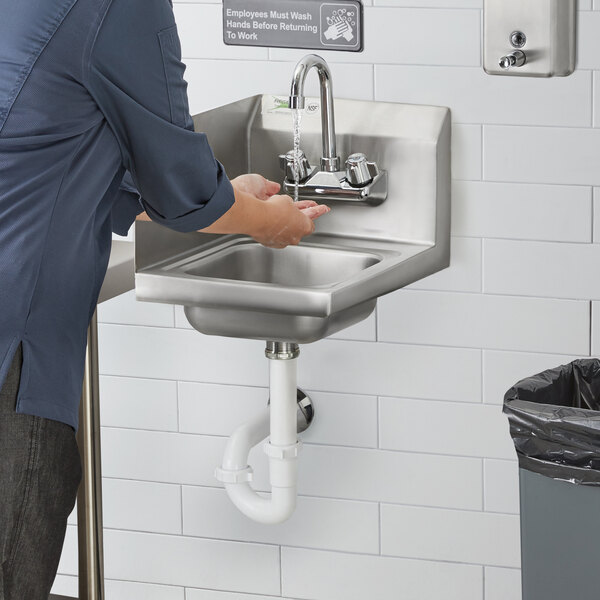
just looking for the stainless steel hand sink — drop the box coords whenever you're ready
[135,93,451,343]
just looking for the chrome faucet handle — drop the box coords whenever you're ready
[499,50,526,70]
[345,153,372,186]
[279,150,312,183]
[345,153,381,188]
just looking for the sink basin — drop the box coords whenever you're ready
[135,94,451,343]
[179,239,380,288]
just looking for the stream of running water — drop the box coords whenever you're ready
[292,108,303,202]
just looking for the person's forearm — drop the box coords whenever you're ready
[135,188,268,236]
[134,176,328,249]
[198,187,268,237]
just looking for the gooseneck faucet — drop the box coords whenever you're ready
[280,54,388,205]
[288,54,341,173]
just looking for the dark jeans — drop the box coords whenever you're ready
[0,344,81,599]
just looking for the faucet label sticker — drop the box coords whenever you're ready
[262,95,321,115]
[223,0,363,52]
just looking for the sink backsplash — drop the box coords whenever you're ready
[194,95,450,245]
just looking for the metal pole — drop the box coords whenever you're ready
[76,309,105,600]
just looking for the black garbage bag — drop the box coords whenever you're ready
[503,359,600,485]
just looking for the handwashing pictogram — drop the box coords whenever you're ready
[320,3,359,47]
[324,8,355,42]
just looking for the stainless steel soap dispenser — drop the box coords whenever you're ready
[483,0,576,77]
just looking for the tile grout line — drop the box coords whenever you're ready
[376,396,380,448]
[480,123,484,181]
[482,457,486,514]
[71,520,521,567]
[592,71,596,128]
[180,484,184,537]
[378,502,382,555]
[590,300,594,357]
[99,476,522,515]
[102,422,517,459]
[176,380,181,433]
[482,563,486,600]
[592,187,596,244]
[480,237,485,409]
[100,317,593,355]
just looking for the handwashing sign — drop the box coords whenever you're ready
[223,0,363,52]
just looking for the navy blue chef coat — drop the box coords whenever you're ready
[0,0,236,430]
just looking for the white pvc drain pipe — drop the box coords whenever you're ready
[214,343,304,524]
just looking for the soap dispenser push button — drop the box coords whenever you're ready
[499,49,526,70]
[500,32,527,70]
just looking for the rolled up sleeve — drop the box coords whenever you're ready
[85,0,235,233]
[110,170,144,236]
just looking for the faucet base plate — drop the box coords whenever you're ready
[283,170,388,205]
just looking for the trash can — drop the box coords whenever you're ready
[503,359,600,600]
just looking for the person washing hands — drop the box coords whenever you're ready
[135,173,330,249]
[0,0,328,597]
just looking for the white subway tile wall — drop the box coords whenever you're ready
[484,567,522,600]
[56,3,600,599]
[380,504,520,568]
[281,547,482,600]
[484,459,520,515]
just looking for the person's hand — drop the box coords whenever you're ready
[294,200,330,221]
[254,195,330,249]
[198,177,330,248]
[231,174,281,200]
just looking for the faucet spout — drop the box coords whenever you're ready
[289,54,341,172]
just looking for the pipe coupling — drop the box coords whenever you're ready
[265,342,300,360]
[263,439,303,460]
[214,465,254,484]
